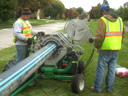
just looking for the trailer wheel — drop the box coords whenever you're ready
[78,61,85,74]
[71,74,85,93]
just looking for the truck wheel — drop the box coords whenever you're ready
[71,74,85,93]
[78,61,85,74]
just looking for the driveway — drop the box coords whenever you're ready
[0,22,66,50]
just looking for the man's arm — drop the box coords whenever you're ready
[94,19,106,50]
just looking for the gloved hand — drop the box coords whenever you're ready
[27,38,32,46]
[89,37,95,43]
[38,31,45,36]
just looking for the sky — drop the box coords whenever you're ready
[60,0,128,12]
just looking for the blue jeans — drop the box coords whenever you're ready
[16,45,29,63]
[94,50,118,92]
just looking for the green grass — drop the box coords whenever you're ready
[0,19,68,29]
[29,19,68,26]
[0,46,16,72]
[124,20,128,27]
[0,19,14,29]
[0,19,128,96]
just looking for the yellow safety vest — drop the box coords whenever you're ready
[100,17,123,50]
[13,18,32,43]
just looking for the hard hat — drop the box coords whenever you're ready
[99,4,109,15]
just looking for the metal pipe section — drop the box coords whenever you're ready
[0,42,57,96]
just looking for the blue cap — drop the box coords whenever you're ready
[99,4,109,15]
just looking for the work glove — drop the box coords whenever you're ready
[37,31,45,36]
[27,38,32,46]
[89,37,95,43]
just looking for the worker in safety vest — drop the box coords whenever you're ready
[91,4,125,93]
[13,8,45,62]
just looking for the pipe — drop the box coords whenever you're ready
[0,42,57,96]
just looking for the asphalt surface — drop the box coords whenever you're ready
[0,22,66,50]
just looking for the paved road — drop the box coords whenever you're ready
[0,22,66,50]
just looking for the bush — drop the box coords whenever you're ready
[62,14,66,19]
[0,0,17,21]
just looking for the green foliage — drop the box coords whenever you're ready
[124,2,128,8]
[0,0,128,21]
[64,9,79,19]
[73,10,79,18]
[123,20,128,27]
[56,13,60,19]
[17,0,51,12]
[0,19,15,29]
[93,3,101,19]
[44,0,65,19]
[61,14,66,19]
[0,0,17,21]
[30,13,36,19]
[111,2,128,21]
[89,3,101,19]
[16,0,51,18]
[89,1,128,21]
[40,9,45,19]
[117,6,128,21]
[103,0,109,5]
[76,7,84,14]
[124,8,128,20]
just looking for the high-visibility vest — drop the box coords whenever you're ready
[100,17,123,50]
[13,18,32,43]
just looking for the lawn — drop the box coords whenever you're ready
[0,19,128,96]
[0,19,68,29]
[124,20,128,27]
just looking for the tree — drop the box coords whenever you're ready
[65,9,70,18]
[103,0,109,5]
[93,3,101,19]
[71,7,77,11]
[89,3,101,19]
[116,2,128,21]
[62,13,66,19]
[76,7,84,14]
[68,9,73,19]
[73,10,79,18]
[117,7,125,20]
[56,13,60,19]
[44,0,65,19]
[0,0,17,21]
[123,2,128,20]
[124,2,128,8]
[16,0,51,18]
